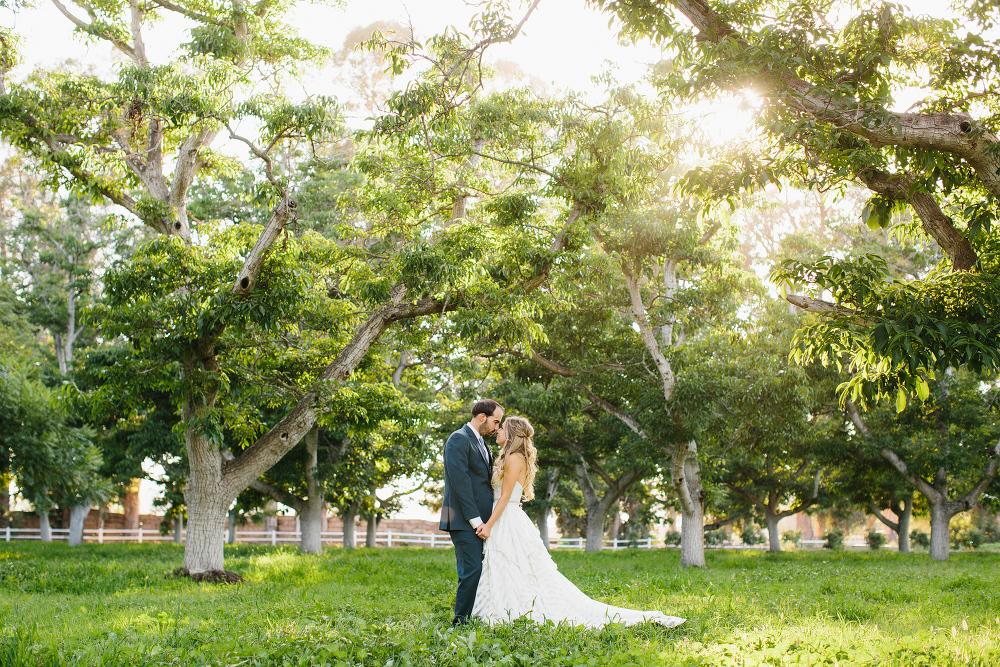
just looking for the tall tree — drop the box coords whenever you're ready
[3,0,575,573]
[597,0,1000,405]
[845,370,1000,561]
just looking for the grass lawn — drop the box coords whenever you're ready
[0,543,996,666]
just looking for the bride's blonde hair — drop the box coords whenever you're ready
[491,416,538,500]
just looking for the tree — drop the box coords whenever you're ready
[597,0,1000,405]
[0,359,109,542]
[846,370,1000,560]
[839,453,917,553]
[688,313,842,552]
[497,378,652,552]
[3,0,577,573]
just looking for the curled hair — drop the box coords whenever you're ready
[491,416,538,501]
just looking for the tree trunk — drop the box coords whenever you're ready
[182,423,228,573]
[122,479,141,530]
[342,501,360,549]
[176,283,446,572]
[38,510,52,542]
[174,514,184,544]
[673,441,706,567]
[366,513,379,548]
[0,472,9,528]
[537,468,559,550]
[584,508,608,552]
[897,496,912,553]
[299,426,324,554]
[538,505,551,548]
[928,500,951,561]
[765,510,782,553]
[227,507,238,544]
[68,504,90,546]
[680,500,704,567]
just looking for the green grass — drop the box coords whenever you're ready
[0,543,997,666]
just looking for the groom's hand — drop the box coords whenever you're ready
[476,524,490,539]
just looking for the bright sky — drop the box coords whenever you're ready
[7,0,665,91]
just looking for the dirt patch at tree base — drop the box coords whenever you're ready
[168,567,245,583]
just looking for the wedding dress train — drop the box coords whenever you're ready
[472,479,685,628]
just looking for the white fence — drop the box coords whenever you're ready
[1,528,879,550]
[2,527,653,549]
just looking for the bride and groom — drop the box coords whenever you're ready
[439,399,685,628]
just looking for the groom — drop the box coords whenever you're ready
[439,398,504,625]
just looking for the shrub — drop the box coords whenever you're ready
[781,530,802,547]
[663,530,681,546]
[823,528,845,550]
[704,529,727,545]
[910,529,930,548]
[867,529,887,550]
[740,525,766,546]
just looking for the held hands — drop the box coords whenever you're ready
[476,523,492,539]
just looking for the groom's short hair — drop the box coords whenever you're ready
[472,399,503,418]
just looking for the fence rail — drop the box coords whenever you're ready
[2,527,882,550]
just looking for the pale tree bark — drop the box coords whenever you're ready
[38,510,52,542]
[671,440,706,567]
[571,454,641,552]
[243,426,326,554]
[847,401,1000,561]
[341,500,361,549]
[122,479,141,530]
[173,514,184,544]
[728,463,822,553]
[536,468,560,549]
[366,512,380,548]
[870,494,913,553]
[68,503,90,546]
[227,507,238,544]
[364,482,380,548]
[298,426,324,554]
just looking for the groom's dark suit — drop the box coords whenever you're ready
[440,423,494,624]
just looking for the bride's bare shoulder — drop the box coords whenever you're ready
[507,452,526,468]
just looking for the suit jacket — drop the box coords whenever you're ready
[439,424,495,531]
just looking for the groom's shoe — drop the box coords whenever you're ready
[451,615,470,627]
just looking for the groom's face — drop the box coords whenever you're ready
[477,408,504,438]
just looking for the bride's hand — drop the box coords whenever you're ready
[476,523,491,539]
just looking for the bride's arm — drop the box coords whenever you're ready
[476,454,525,539]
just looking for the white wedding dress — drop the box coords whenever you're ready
[472,478,685,628]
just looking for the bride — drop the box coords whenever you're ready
[472,416,684,628]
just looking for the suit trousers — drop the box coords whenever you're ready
[449,529,485,623]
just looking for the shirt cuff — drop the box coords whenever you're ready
[469,517,483,528]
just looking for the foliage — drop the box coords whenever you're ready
[595,0,1000,404]
[824,528,846,550]
[0,361,111,512]
[740,525,765,546]
[704,529,727,546]
[663,530,681,546]
[781,530,802,547]
[2,544,1000,666]
[866,529,887,551]
[910,529,930,549]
